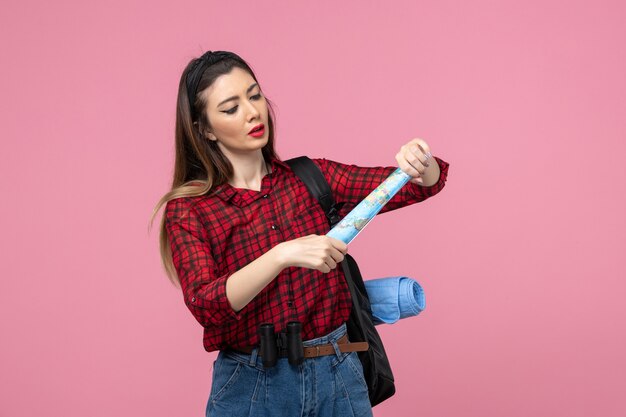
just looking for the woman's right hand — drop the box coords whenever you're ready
[275,234,348,273]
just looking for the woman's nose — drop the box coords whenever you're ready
[245,101,260,120]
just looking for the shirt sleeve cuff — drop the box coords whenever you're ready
[214,273,245,322]
[187,272,244,327]
[407,156,450,198]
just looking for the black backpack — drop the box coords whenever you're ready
[285,156,396,407]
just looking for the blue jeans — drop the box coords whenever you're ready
[205,322,374,417]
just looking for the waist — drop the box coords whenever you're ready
[224,322,368,359]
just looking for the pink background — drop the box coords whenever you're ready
[1,0,625,416]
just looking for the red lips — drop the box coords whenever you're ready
[248,123,264,134]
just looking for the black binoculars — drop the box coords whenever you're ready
[257,321,304,368]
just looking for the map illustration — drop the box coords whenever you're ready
[326,168,412,244]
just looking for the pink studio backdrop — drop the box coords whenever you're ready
[1,1,625,416]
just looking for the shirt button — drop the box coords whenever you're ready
[263,194,269,198]
[191,297,196,303]
[271,224,277,230]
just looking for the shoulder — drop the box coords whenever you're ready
[307,157,355,176]
[308,157,343,172]
[310,157,325,168]
[164,195,203,223]
[282,156,355,182]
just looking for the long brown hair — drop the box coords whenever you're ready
[149,51,280,288]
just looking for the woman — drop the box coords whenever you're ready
[152,50,450,416]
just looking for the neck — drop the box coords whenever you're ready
[227,153,271,190]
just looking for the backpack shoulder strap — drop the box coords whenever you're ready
[284,156,343,228]
[286,157,368,341]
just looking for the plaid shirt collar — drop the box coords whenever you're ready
[210,156,293,206]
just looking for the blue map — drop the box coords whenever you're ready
[326,168,412,244]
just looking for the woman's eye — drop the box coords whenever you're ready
[222,94,261,115]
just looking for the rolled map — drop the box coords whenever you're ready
[326,168,412,244]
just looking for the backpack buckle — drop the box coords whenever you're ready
[327,205,341,227]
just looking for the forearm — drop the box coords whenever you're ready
[225,244,287,313]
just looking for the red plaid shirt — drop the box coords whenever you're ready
[165,155,450,352]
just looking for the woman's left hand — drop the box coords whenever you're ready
[396,138,438,186]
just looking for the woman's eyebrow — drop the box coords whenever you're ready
[217,83,259,107]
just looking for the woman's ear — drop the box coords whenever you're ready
[195,122,217,141]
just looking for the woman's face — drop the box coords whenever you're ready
[201,67,269,157]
